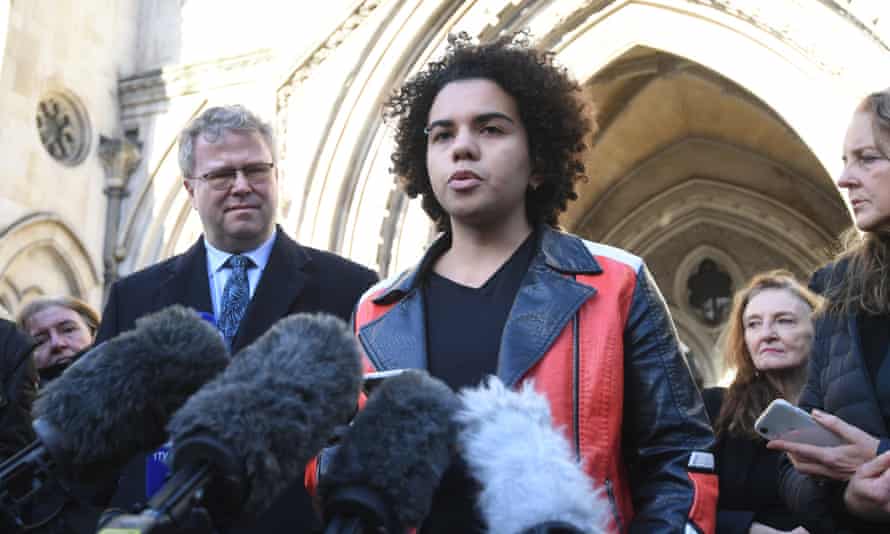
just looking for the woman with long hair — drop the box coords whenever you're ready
[704,270,820,534]
[772,87,890,532]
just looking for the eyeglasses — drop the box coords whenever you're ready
[190,162,275,191]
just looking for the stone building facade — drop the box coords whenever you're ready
[2,0,888,384]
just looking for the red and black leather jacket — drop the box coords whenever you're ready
[353,226,718,533]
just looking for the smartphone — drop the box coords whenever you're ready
[363,369,410,393]
[754,399,847,447]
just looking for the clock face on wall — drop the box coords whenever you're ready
[35,91,90,165]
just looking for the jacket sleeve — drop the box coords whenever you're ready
[622,266,718,534]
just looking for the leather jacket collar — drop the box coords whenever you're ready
[359,226,602,386]
[371,226,602,305]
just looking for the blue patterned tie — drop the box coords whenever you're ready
[219,254,252,346]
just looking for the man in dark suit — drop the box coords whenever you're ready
[95,104,378,533]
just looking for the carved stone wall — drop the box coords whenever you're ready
[0,213,99,318]
[0,0,138,313]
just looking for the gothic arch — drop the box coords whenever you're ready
[275,0,881,276]
[551,0,885,176]
[594,176,837,272]
[672,245,745,316]
[0,213,100,314]
[113,1,884,280]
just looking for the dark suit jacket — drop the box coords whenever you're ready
[97,227,378,352]
[96,228,378,534]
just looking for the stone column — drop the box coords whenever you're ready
[98,135,142,298]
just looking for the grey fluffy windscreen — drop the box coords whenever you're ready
[167,312,363,518]
[32,305,229,472]
[457,378,609,534]
[319,370,461,525]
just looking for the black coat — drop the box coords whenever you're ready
[0,319,36,462]
[97,227,378,353]
[93,229,378,534]
[777,261,890,533]
[703,388,806,533]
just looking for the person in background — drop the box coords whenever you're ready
[17,296,99,383]
[772,87,890,532]
[703,270,821,534]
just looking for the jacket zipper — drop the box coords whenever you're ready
[604,479,624,533]
[572,314,580,460]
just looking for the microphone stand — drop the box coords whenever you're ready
[97,436,245,534]
[0,421,69,532]
[97,463,215,534]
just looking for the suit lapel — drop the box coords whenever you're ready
[232,231,309,351]
[496,228,600,387]
[156,239,213,314]
[497,265,595,386]
[358,290,427,371]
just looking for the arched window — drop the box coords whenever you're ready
[687,258,733,327]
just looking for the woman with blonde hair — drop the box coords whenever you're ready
[703,270,821,534]
[17,295,99,382]
[772,87,890,532]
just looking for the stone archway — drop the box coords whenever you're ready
[0,213,101,315]
[110,0,885,321]
[274,0,882,283]
[564,43,850,384]
[268,0,884,384]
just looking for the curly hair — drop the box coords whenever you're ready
[384,32,593,232]
[714,270,822,439]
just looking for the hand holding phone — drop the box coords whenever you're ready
[755,399,847,447]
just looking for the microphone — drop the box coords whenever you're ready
[319,370,461,533]
[99,312,363,533]
[456,377,609,534]
[0,305,229,529]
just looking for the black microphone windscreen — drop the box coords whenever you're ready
[319,370,461,526]
[31,305,229,473]
[166,312,363,518]
[457,378,608,534]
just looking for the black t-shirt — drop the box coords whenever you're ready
[423,231,537,391]
[420,232,537,534]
